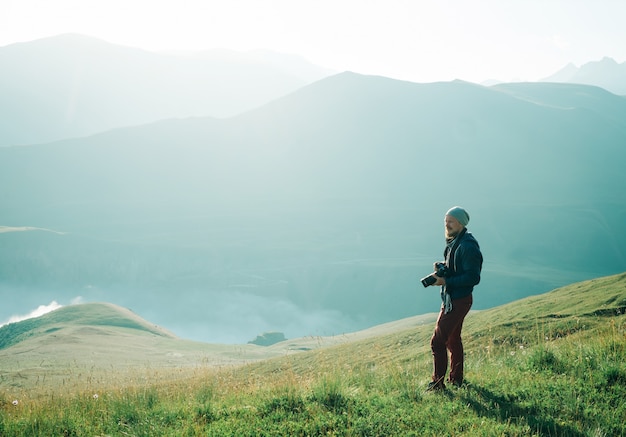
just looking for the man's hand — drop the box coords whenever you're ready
[433,275,446,286]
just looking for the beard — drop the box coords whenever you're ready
[445,228,460,240]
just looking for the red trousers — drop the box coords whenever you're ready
[430,294,473,385]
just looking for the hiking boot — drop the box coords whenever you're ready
[427,381,446,391]
[450,379,466,389]
[448,379,470,388]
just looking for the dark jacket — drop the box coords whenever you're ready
[443,228,483,300]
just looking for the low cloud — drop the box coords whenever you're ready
[1,301,63,327]
[155,290,366,344]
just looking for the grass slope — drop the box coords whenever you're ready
[1,273,625,436]
[0,302,435,392]
[0,302,301,391]
[0,302,175,351]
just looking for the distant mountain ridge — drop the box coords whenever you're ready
[0,33,333,146]
[541,57,626,95]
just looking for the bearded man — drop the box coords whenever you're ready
[425,206,483,390]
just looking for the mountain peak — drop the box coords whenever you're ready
[598,56,618,65]
[541,57,626,95]
[542,62,578,82]
[0,33,333,146]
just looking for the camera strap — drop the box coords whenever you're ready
[442,228,467,313]
[444,227,467,274]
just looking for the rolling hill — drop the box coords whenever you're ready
[0,302,295,389]
[1,72,625,343]
[0,300,439,391]
[0,302,176,350]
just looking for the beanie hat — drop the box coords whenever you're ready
[446,206,470,226]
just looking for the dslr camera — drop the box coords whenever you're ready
[421,262,449,287]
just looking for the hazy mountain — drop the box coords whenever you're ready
[542,62,579,83]
[541,57,626,95]
[0,33,334,146]
[1,72,625,343]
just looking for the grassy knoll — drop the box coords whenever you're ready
[1,273,625,436]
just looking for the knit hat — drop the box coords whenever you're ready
[446,206,470,226]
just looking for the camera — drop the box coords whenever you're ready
[421,262,449,287]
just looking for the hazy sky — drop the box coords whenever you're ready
[2,0,625,83]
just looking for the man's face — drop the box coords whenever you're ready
[445,215,464,239]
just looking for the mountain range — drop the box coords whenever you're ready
[1,35,625,343]
[1,69,625,342]
[0,34,333,147]
[541,57,626,95]
[3,34,625,149]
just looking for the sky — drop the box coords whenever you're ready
[2,0,626,84]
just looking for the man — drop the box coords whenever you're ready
[425,206,482,390]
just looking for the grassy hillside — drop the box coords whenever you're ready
[0,302,175,349]
[0,302,301,391]
[1,273,625,436]
[0,302,435,393]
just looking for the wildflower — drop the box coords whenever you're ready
[92,394,99,400]
[12,400,18,406]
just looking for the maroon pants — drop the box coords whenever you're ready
[430,294,473,385]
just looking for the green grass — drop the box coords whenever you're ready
[1,273,625,436]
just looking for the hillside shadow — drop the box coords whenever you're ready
[459,383,585,437]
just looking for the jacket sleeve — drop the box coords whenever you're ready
[446,241,482,289]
